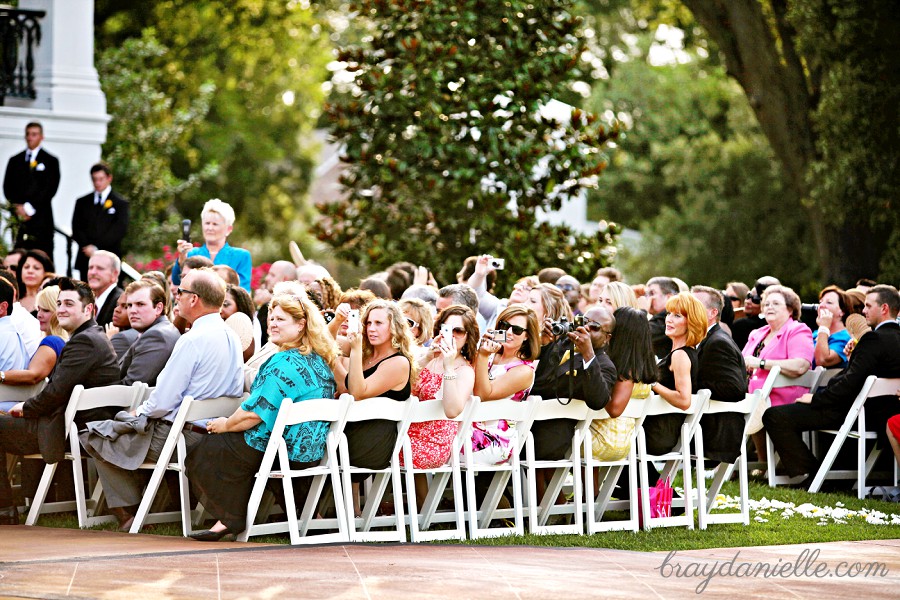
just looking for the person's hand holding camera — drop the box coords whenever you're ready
[816,307,835,330]
[438,334,459,370]
[567,326,595,362]
[175,239,193,267]
[347,329,363,354]
[478,334,501,357]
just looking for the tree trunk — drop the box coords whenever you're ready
[681,0,834,279]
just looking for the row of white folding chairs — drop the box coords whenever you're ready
[759,365,900,499]
[240,387,765,543]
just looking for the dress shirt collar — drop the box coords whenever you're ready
[94,284,117,315]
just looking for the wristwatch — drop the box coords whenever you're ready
[759,359,767,370]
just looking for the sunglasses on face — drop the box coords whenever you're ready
[405,317,419,329]
[746,293,762,304]
[496,320,526,336]
[584,320,611,334]
[557,284,578,292]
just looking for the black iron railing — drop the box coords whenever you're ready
[0,5,45,105]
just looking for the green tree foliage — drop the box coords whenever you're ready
[95,0,333,258]
[584,32,818,290]
[97,33,217,256]
[316,0,620,288]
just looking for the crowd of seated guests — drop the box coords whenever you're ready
[2,231,899,536]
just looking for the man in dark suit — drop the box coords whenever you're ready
[0,278,120,524]
[87,250,123,328]
[119,279,180,386]
[531,305,618,459]
[71,162,129,281]
[646,276,678,359]
[692,286,748,464]
[763,284,900,481]
[3,122,61,256]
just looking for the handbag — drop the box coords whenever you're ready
[638,476,673,527]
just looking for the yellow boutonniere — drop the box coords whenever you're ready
[29,160,37,169]
[103,198,113,210]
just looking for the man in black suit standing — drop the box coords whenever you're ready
[692,285,748,463]
[763,284,900,481]
[87,250,123,328]
[71,162,129,281]
[0,278,120,525]
[3,122,61,256]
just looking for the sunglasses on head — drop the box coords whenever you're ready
[496,320,526,336]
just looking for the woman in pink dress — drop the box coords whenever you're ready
[401,305,478,508]
[742,285,813,464]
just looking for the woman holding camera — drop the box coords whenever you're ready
[469,305,541,465]
[172,198,252,292]
[812,285,851,368]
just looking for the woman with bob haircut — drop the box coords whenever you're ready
[596,281,639,313]
[643,292,707,462]
[185,291,340,541]
[469,304,541,465]
[172,198,253,291]
[741,284,812,465]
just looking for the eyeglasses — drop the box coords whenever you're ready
[176,287,198,298]
[405,317,419,329]
[584,320,612,335]
[496,320,526,336]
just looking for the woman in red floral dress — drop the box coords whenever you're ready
[401,305,478,508]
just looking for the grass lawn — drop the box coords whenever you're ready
[25,480,900,552]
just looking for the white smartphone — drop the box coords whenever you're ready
[440,323,452,341]
[347,309,360,334]
[488,257,505,270]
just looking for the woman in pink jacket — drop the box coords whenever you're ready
[742,285,813,465]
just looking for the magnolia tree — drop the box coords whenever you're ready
[316,0,621,288]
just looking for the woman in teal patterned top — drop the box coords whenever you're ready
[185,292,340,541]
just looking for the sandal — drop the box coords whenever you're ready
[868,486,900,503]
[750,469,767,480]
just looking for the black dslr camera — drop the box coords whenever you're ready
[549,315,584,337]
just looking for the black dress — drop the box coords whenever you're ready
[343,354,411,473]
[643,346,699,455]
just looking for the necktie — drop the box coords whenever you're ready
[95,192,101,205]
[25,151,31,163]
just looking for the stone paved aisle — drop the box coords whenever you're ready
[1,527,899,599]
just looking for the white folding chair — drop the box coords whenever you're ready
[25,383,146,527]
[695,389,765,529]
[3,380,47,492]
[636,389,711,531]
[521,397,590,535]
[238,394,353,544]
[808,377,900,498]
[401,395,477,542]
[581,397,649,533]
[129,395,246,534]
[339,396,418,543]
[763,366,825,486]
[461,396,538,539]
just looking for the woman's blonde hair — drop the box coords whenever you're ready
[361,299,419,381]
[201,198,236,227]
[665,292,708,347]
[602,281,638,310]
[532,282,573,321]
[269,291,340,369]
[36,285,67,339]
[399,297,434,345]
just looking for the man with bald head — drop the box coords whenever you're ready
[83,268,243,530]
[530,305,618,459]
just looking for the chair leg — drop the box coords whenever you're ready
[25,463,57,526]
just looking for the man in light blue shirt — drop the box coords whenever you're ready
[0,278,28,374]
[85,268,243,530]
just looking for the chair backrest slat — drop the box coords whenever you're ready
[345,396,414,422]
